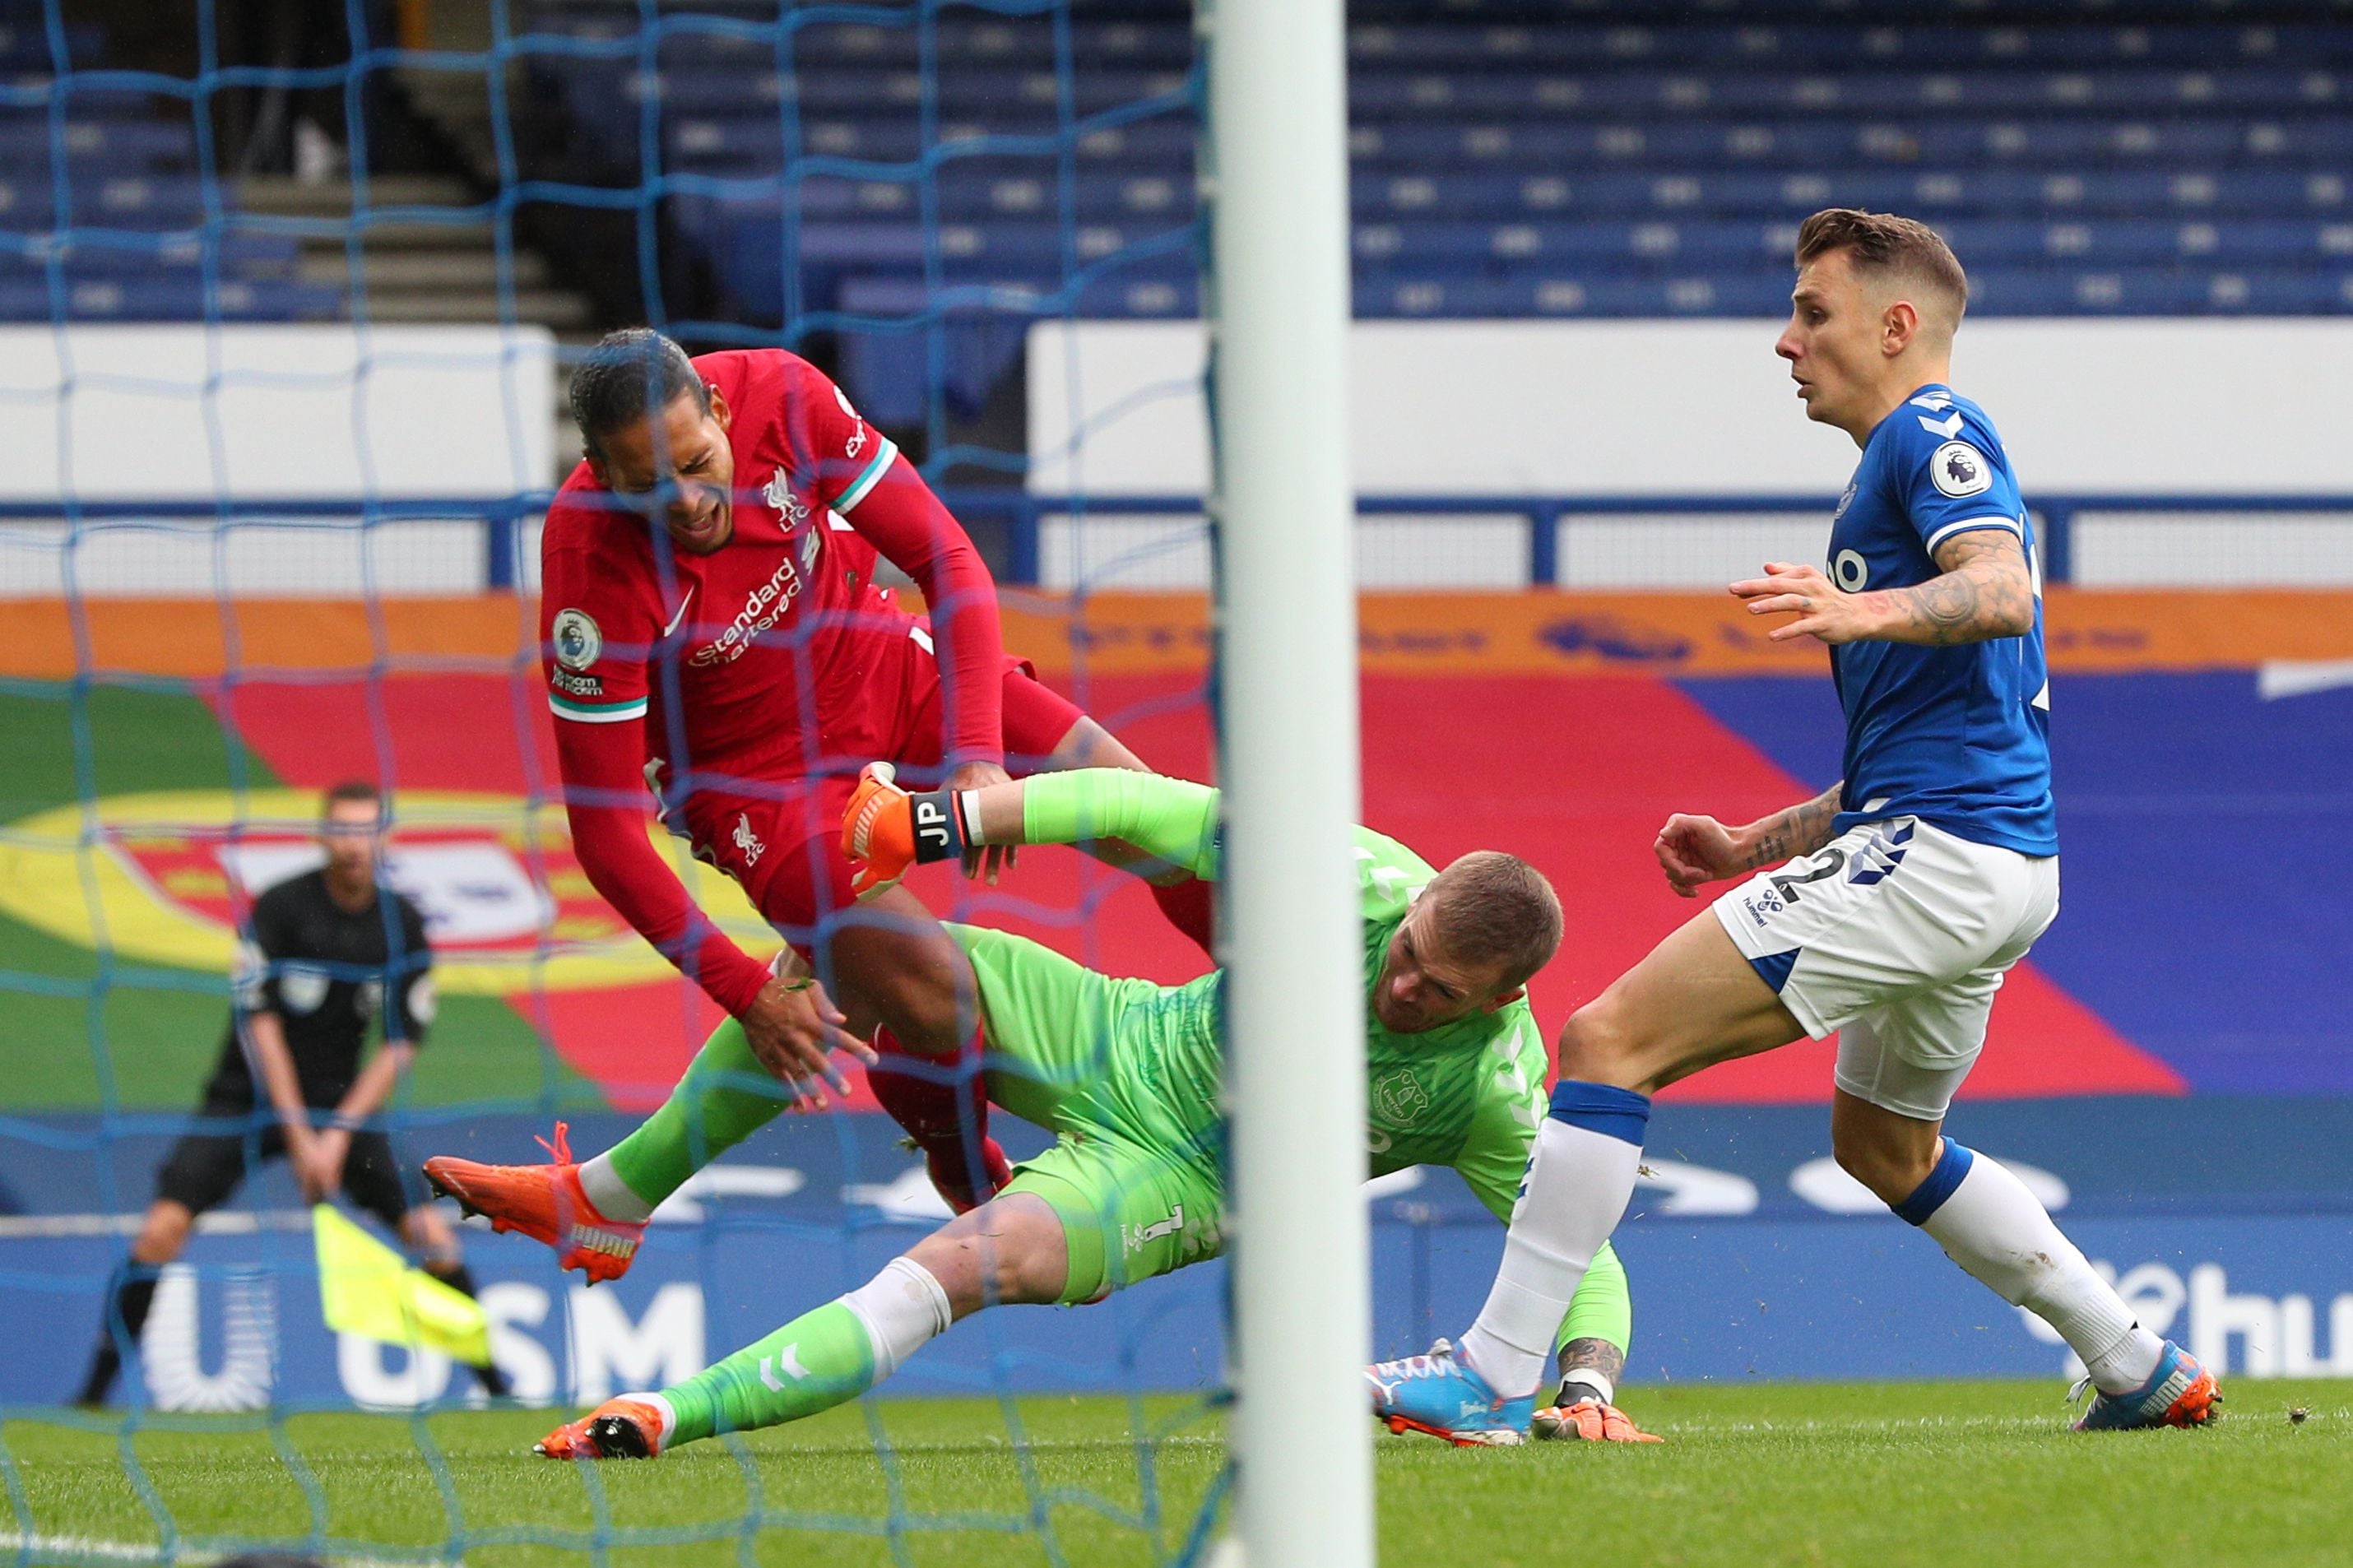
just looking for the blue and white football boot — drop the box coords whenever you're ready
[1366,1338,1534,1447]
[2072,1340,2221,1431]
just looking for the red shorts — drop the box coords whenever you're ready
[666,619,1084,948]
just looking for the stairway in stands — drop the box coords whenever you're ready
[234,173,592,330]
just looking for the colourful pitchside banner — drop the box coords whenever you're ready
[7,588,2353,684]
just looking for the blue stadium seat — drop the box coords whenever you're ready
[666,161,1187,229]
[661,0,2351,322]
[1353,269,1795,318]
[0,174,211,230]
[1343,67,2342,120]
[0,275,342,322]
[21,0,2342,326]
[0,118,198,176]
[1345,21,2343,72]
[660,113,1196,169]
[0,231,302,284]
[0,19,104,69]
[628,63,1191,122]
[1970,266,2353,314]
[1938,217,2346,267]
[650,16,1195,75]
[1346,167,2351,222]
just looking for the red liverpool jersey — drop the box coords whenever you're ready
[539,348,997,774]
[539,348,1007,1014]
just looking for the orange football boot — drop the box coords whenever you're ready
[422,1122,644,1284]
[535,1395,668,1459]
[1531,1399,1665,1443]
[2072,1341,2221,1431]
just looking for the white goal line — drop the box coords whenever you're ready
[0,1530,459,1567]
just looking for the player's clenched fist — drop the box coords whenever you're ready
[842,763,917,898]
[1654,812,1745,898]
[841,762,978,898]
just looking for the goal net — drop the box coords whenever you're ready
[0,1,1271,1561]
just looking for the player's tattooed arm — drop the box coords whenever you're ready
[1877,529,2036,646]
[1732,529,2033,647]
[1655,780,1840,894]
[1736,782,1844,870]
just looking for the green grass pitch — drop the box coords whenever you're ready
[6,1380,2346,1566]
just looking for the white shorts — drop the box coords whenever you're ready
[1710,816,2059,1121]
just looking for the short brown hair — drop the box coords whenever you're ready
[1794,208,1969,322]
[1426,851,1563,990]
[321,780,381,815]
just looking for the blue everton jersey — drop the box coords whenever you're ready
[1825,384,2057,856]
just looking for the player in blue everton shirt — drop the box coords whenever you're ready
[1371,210,2218,1442]
[1817,378,2056,858]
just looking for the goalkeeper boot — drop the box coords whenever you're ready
[1532,1395,1664,1444]
[1367,1338,1534,1448]
[2072,1341,2221,1431]
[535,1394,670,1459]
[423,1122,645,1285]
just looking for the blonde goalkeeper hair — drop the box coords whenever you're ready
[1427,851,1563,990]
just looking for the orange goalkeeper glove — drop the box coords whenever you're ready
[1530,1398,1664,1444]
[841,763,971,899]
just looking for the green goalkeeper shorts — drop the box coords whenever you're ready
[950,922,1228,1305]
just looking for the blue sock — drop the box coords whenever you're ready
[1891,1137,1974,1227]
[1547,1079,1652,1144]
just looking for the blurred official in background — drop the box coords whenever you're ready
[77,781,506,1405]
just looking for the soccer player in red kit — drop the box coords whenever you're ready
[426,330,1207,1271]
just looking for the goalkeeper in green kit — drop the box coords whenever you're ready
[522,765,1653,1457]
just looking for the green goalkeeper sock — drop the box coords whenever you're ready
[1551,1239,1634,1397]
[661,1301,877,1445]
[586,1018,789,1218]
[660,1259,954,1445]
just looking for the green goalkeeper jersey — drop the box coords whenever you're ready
[1000,769,1548,1223]
[1353,830,1548,1222]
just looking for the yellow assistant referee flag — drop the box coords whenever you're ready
[312,1204,492,1367]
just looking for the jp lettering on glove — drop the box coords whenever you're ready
[841,763,972,898]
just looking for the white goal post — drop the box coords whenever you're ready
[1203,0,1374,1563]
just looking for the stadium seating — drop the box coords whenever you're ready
[5,1,2351,348]
[507,1,2353,331]
[0,53,344,323]
[489,1,2353,416]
